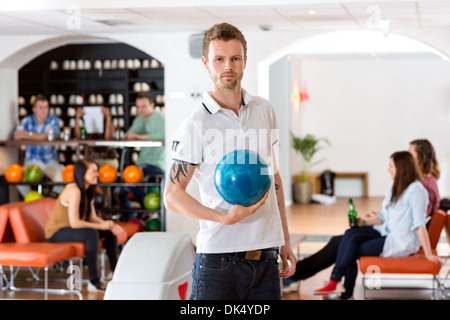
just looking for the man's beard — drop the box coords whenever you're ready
[210,71,243,90]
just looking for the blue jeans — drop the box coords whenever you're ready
[331,226,385,298]
[118,163,164,210]
[190,252,281,300]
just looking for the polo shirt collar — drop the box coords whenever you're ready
[202,89,252,115]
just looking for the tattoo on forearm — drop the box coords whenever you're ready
[169,160,189,184]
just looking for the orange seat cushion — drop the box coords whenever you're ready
[0,242,75,268]
[117,222,139,238]
[66,242,86,258]
[360,210,445,277]
[359,249,441,275]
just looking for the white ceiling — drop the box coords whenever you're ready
[0,1,450,36]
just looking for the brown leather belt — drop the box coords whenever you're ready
[222,248,279,261]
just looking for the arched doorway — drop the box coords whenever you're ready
[17,42,164,166]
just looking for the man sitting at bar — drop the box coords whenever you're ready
[14,94,63,197]
[116,93,165,214]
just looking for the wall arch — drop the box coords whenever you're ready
[258,29,450,99]
[0,34,166,69]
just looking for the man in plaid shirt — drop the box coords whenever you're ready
[14,94,63,197]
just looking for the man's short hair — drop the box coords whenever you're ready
[202,23,247,59]
[33,94,48,107]
[136,92,154,104]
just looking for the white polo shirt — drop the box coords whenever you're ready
[171,89,285,253]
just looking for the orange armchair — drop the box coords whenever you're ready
[8,198,86,258]
[359,209,447,299]
[0,199,81,299]
[1,197,138,297]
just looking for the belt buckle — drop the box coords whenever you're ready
[245,250,262,260]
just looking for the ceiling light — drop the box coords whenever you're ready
[308,10,316,15]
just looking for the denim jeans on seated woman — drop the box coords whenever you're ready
[330,226,386,299]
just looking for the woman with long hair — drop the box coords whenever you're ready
[45,159,122,292]
[408,139,440,216]
[313,151,442,299]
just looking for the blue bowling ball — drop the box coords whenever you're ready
[214,149,272,207]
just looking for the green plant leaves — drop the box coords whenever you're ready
[291,132,330,181]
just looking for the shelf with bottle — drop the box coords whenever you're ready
[18,92,126,110]
[49,57,163,72]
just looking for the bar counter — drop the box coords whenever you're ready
[0,138,165,160]
[0,139,165,148]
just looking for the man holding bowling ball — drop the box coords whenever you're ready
[164,23,296,300]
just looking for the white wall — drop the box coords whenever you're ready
[290,56,450,197]
[0,68,19,171]
[269,57,293,205]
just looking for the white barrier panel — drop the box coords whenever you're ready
[104,232,195,300]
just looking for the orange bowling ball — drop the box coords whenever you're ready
[5,164,24,183]
[62,164,75,183]
[98,164,118,183]
[122,165,143,183]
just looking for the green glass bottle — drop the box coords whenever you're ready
[80,118,87,140]
[348,198,358,228]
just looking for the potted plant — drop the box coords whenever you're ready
[291,132,330,204]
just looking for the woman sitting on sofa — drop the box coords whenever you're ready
[45,159,124,292]
[313,151,442,299]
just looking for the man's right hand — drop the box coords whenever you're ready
[222,191,269,225]
[75,107,85,119]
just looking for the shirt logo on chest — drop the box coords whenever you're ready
[172,140,180,152]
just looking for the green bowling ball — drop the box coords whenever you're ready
[143,192,160,210]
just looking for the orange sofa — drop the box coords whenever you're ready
[0,199,81,299]
[0,197,139,298]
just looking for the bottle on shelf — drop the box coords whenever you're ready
[348,198,359,228]
[114,125,121,140]
[47,129,54,141]
[80,118,87,140]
